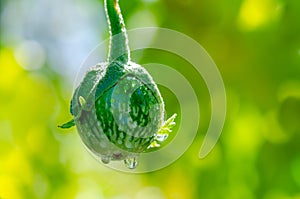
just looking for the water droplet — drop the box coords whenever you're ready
[101,156,110,164]
[124,157,138,169]
[156,134,168,142]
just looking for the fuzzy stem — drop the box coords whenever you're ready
[104,0,130,63]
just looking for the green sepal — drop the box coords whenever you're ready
[157,113,177,136]
[149,113,177,148]
[58,119,75,129]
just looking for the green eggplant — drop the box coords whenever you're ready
[60,0,176,169]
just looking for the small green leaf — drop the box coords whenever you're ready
[151,113,177,145]
[147,140,161,149]
[58,119,75,129]
[157,113,177,136]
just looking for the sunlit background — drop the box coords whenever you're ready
[1,0,300,198]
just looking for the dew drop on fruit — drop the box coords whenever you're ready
[101,156,110,164]
[156,134,168,142]
[124,157,138,169]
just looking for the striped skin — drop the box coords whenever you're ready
[59,1,175,167]
[72,61,165,160]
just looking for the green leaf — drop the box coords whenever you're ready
[157,113,177,135]
[148,114,177,148]
[58,119,75,129]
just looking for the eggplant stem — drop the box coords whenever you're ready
[104,0,130,63]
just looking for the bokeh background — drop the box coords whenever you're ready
[1,0,300,198]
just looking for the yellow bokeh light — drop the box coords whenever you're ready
[0,49,24,91]
[26,125,48,154]
[1,149,33,184]
[225,105,264,158]
[0,149,33,198]
[0,175,22,199]
[238,0,283,30]
[165,170,194,199]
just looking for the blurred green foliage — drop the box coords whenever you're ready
[0,0,300,198]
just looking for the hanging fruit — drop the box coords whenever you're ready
[59,0,177,169]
